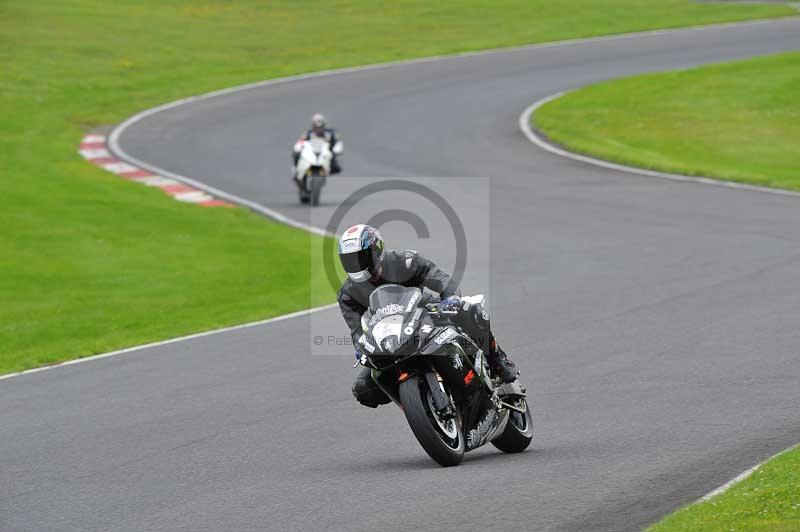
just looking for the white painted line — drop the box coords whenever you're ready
[519,93,800,199]
[10,17,791,384]
[699,464,762,502]
[102,161,140,174]
[173,190,214,203]
[521,88,800,510]
[108,126,333,237]
[79,148,111,159]
[0,303,338,383]
[697,443,799,502]
[109,18,796,239]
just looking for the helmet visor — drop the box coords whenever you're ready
[340,249,374,275]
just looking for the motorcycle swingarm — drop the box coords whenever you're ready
[497,382,527,413]
[497,380,527,398]
[499,399,527,414]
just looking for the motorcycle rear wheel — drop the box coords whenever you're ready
[399,373,464,467]
[491,397,533,453]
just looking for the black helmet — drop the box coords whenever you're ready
[338,224,384,282]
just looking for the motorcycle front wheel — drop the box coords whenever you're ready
[298,178,310,204]
[399,373,464,467]
[310,171,324,207]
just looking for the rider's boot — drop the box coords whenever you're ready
[487,340,519,383]
[352,366,391,408]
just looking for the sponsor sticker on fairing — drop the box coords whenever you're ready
[405,291,421,312]
[434,328,457,345]
[368,303,404,325]
[358,334,375,353]
[406,308,422,327]
[467,409,498,448]
[404,307,423,336]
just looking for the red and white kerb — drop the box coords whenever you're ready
[78,134,232,208]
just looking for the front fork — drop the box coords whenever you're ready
[370,364,453,415]
[424,370,452,413]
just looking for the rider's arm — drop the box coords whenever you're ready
[328,129,342,153]
[338,288,367,345]
[407,251,460,299]
[293,131,310,153]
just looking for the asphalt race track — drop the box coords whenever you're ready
[4,19,800,532]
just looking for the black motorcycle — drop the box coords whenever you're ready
[356,284,533,466]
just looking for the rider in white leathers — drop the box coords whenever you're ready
[292,113,342,182]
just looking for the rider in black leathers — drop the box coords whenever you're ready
[337,224,518,408]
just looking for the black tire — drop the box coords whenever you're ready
[310,173,323,207]
[491,398,533,453]
[399,374,464,467]
[298,181,309,204]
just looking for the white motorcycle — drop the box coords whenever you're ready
[293,136,342,206]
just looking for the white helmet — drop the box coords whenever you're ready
[338,224,384,283]
[311,113,326,129]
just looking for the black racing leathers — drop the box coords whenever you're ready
[338,249,459,347]
[339,249,503,407]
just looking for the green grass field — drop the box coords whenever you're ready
[649,445,800,531]
[1,1,794,375]
[533,51,800,190]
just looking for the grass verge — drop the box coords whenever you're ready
[649,444,800,531]
[1,1,794,375]
[533,51,800,190]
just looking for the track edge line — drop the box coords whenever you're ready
[0,303,339,383]
[696,442,800,503]
[13,17,793,383]
[519,92,800,199]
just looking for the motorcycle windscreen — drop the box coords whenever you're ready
[368,284,422,313]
